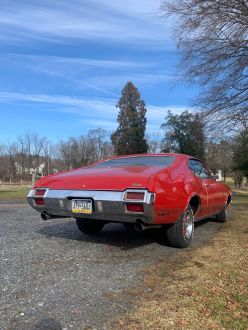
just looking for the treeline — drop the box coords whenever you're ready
[0,128,114,182]
[160,110,248,188]
[0,123,247,188]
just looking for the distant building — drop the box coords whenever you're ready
[15,162,45,177]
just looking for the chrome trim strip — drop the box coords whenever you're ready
[28,188,49,198]
[28,188,155,204]
[27,188,155,224]
[122,189,146,202]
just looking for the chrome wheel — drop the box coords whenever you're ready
[183,210,194,240]
[164,205,194,248]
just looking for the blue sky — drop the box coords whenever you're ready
[0,0,197,141]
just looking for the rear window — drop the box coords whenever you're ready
[93,156,175,168]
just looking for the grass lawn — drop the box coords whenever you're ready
[112,191,248,330]
[0,189,29,200]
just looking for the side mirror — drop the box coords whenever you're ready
[212,175,219,180]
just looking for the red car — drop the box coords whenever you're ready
[27,153,231,248]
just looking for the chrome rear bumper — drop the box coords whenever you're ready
[27,188,155,224]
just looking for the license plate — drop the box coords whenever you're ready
[71,199,92,214]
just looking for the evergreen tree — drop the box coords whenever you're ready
[161,110,205,159]
[111,82,148,155]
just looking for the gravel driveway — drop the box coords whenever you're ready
[0,201,223,329]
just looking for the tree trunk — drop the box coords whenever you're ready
[238,174,244,190]
[223,171,226,182]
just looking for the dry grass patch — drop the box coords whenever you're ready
[111,192,248,330]
[0,189,29,200]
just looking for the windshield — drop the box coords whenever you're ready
[93,156,175,168]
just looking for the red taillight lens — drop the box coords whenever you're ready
[35,189,46,196]
[125,192,145,200]
[34,198,44,206]
[126,203,144,213]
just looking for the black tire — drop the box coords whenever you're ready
[123,223,135,230]
[162,205,194,248]
[76,219,104,235]
[216,204,228,223]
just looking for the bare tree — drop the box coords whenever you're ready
[0,129,114,181]
[57,130,114,170]
[88,128,114,161]
[146,132,162,153]
[6,142,18,181]
[57,139,73,170]
[15,132,48,179]
[160,0,248,132]
[43,139,56,176]
[0,142,5,156]
[0,142,6,181]
[32,133,47,171]
[205,139,233,181]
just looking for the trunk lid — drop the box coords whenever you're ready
[34,165,162,191]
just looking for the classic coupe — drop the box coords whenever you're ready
[27,153,231,248]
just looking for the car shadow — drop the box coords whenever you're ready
[194,217,215,227]
[37,217,219,250]
[37,220,167,250]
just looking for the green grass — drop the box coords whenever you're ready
[0,189,29,199]
[225,176,235,185]
[232,190,248,205]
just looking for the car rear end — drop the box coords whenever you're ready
[27,155,176,228]
[27,187,156,224]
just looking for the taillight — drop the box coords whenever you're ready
[126,203,144,213]
[124,191,145,201]
[34,189,46,196]
[34,198,45,206]
[33,188,47,206]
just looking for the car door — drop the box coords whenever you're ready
[188,159,224,217]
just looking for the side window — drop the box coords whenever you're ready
[188,159,211,179]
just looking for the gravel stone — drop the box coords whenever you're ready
[0,201,223,329]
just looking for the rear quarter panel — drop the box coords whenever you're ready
[148,156,232,225]
[147,157,191,224]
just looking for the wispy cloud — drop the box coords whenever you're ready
[2,53,175,97]
[0,92,115,112]
[0,0,171,47]
[86,73,176,89]
[16,54,157,70]
[0,91,191,133]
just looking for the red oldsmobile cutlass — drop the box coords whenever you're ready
[27,153,231,248]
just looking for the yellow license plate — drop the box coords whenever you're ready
[71,199,92,214]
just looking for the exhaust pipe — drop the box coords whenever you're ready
[134,221,161,232]
[41,212,67,221]
[41,212,53,221]
[134,222,145,232]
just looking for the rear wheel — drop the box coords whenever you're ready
[76,219,105,234]
[162,205,194,248]
[216,204,228,223]
[123,223,134,230]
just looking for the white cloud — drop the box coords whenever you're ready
[0,0,172,47]
[0,92,115,112]
[13,54,157,70]
[148,105,194,118]
[0,91,192,134]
